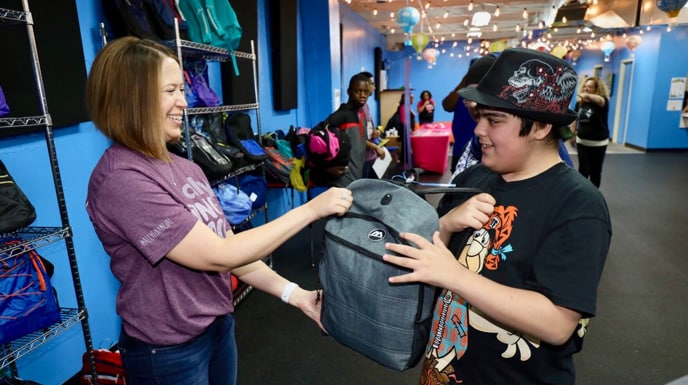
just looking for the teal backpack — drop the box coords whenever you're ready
[178,0,243,75]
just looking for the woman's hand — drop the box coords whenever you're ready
[304,187,352,219]
[289,287,325,331]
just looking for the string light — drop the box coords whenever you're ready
[494,5,500,17]
[468,0,474,11]
[522,8,528,19]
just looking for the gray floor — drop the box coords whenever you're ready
[234,149,688,385]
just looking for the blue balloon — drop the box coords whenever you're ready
[656,0,688,16]
[396,6,420,29]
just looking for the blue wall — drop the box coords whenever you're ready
[385,41,477,124]
[0,1,686,383]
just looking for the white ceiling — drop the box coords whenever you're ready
[345,0,688,51]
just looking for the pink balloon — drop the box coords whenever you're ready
[422,48,438,63]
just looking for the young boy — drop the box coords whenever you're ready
[383,48,612,385]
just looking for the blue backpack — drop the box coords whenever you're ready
[0,238,60,344]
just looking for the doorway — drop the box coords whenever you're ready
[612,59,634,144]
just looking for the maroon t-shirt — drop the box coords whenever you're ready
[86,144,233,345]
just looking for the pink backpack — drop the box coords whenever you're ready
[306,122,351,169]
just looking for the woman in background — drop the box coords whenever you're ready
[571,77,610,188]
[417,90,435,124]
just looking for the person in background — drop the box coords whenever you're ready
[84,37,353,385]
[359,71,386,178]
[383,48,611,385]
[385,92,416,170]
[417,90,435,124]
[399,91,417,130]
[570,76,610,188]
[442,54,498,173]
[310,73,370,187]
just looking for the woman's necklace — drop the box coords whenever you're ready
[165,161,177,186]
[146,155,177,186]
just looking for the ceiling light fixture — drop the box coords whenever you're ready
[471,11,491,27]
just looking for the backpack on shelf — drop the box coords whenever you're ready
[0,159,37,234]
[184,59,221,108]
[189,113,248,169]
[224,113,268,163]
[145,0,190,40]
[213,183,253,226]
[178,0,243,75]
[0,85,9,117]
[318,179,480,371]
[102,0,163,40]
[0,238,61,345]
[263,146,294,185]
[167,131,234,180]
[80,349,127,385]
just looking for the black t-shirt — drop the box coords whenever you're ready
[423,163,611,385]
[575,98,609,141]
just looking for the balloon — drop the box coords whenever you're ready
[422,48,439,65]
[551,45,568,59]
[656,0,688,18]
[395,6,420,31]
[625,35,642,51]
[411,33,429,56]
[489,40,506,53]
[601,40,615,62]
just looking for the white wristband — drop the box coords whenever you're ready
[280,282,299,304]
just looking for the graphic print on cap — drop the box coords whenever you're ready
[497,58,577,114]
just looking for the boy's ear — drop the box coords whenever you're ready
[532,121,553,140]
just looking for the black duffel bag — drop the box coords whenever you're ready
[0,159,37,234]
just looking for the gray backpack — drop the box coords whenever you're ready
[319,178,479,371]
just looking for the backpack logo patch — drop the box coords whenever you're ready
[368,229,387,241]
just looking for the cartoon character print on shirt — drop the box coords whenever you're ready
[182,176,228,237]
[423,205,537,385]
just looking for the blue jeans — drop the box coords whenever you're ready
[119,315,237,385]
